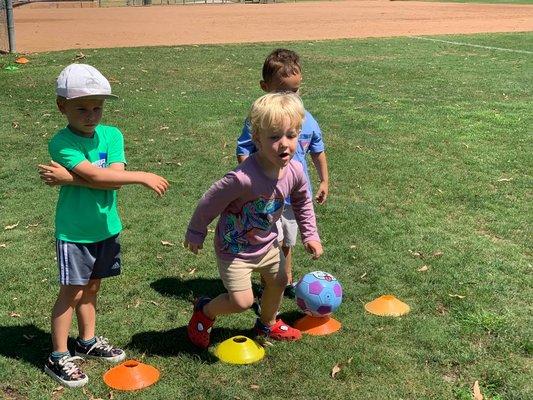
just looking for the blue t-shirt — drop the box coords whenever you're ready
[236,110,325,204]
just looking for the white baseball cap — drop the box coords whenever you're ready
[56,63,118,100]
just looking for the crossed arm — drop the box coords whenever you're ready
[38,161,169,196]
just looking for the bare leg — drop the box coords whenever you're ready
[51,285,84,353]
[282,245,292,284]
[203,289,254,320]
[260,268,288,326]
[76,279,101,341]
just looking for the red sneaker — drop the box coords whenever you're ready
[254,318,302,341]
[187,297,214,349]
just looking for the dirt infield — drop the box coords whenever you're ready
[14,1,533,53]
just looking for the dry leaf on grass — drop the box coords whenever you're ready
[448,294,466,299]
[161,240,175,246]
[83,387,104,400]
[0,243,6,248]
[51,386,64,399]
[436,303,448,315]
[73,52,86,61]
[4,222,19,230]
[473,380,483,400]
[9,312,21,318]
[432,250,444,258]
[331,363,342,378]
[250,384,260,390]
[418,265,429,272]
[350,245,357,249]
[255,336,274,347]
[408,249,424,259]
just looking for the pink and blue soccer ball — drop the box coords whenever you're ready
[295,271,342,317]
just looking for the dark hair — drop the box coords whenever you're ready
[262,49,302,83]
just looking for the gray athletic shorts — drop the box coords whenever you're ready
[55,234,121,286]
[276,205,298,247]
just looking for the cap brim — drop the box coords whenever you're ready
[66,94,119,100]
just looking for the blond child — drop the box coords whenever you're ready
[184,92,323,349]
[236,49,329,301]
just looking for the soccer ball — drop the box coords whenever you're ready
[295,271,342,317]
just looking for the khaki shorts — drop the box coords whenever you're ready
[217,243,285,292]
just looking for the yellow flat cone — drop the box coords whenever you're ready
[214,336,265,365]
[364,295,410,317]
[103,360,160,391]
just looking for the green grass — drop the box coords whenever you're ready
[0,32,532,399]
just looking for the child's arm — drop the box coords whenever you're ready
[40,160,168,196]
[310,151,329,205]
[236,119,256,164]
[184,173,242,254]
[38,161,121,190]
[290,167,323,259]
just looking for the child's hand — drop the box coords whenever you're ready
[183,239,203,255]
[315,181,329,205]
[141,173,169,196]
[304,241,323,259]
[38,161,73,186]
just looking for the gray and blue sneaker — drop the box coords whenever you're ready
[44,355,88,388]
[75,336,126,363]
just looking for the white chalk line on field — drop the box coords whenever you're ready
[408,36,533,55]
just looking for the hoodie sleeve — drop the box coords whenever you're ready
[185,172,243,245]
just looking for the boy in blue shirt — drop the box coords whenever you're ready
[236,49,329,303]
[38,64,169,387]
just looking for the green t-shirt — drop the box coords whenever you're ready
[49,125,127,243]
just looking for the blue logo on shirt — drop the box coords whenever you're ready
[92,152,108,168]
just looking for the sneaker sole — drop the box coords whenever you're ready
[74,351,126,363]
[44,365,88,388]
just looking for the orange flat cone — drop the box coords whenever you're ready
[293,315,341,335]
[103,360,160,391]
[364,295,410,317]
[15,57,29,64]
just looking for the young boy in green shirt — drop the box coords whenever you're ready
[38,64,169,388]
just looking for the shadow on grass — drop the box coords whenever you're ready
[127,325,251,363]
[151,277,262,300]
[277,309,304,326]
[0,324,50,370]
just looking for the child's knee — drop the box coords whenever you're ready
[58,286,85,304]
[264,272,288,290]
[84,279,101,296]
[229,292,254,311]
